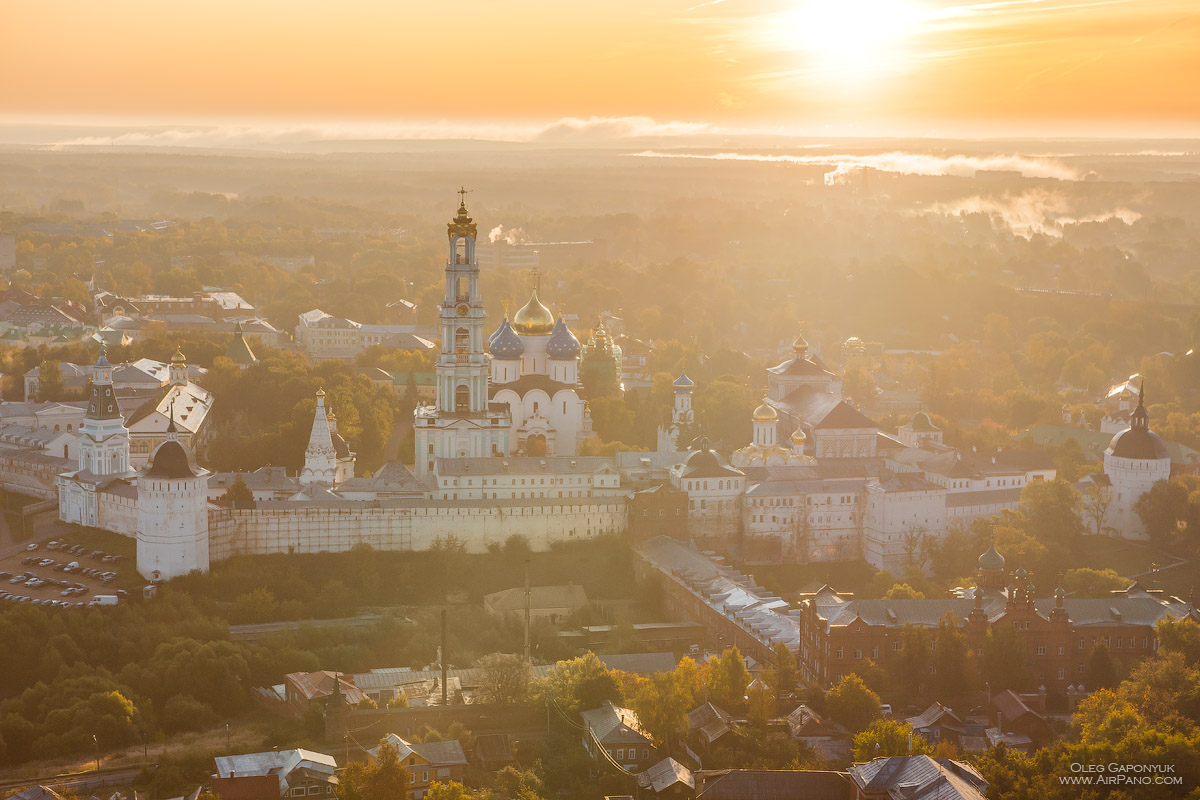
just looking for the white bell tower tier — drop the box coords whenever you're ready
[79,347,131,476]
[657,370,695,453]
[414,191,512,476]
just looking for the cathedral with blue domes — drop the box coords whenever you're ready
[489,286,592,458]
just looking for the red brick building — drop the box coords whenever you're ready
[796,546,1197,701]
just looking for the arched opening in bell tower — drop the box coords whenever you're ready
[454,327,470,354]
[455,238,469,265]
[455,384,470,412]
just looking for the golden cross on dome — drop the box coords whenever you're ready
[528,266,542,293]
[457,186,470,206]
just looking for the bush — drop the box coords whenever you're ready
[161,694,219,733]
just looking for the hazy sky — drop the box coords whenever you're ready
[2,0,1198,136]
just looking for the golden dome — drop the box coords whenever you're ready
[512,291,555,335]
[170,348,186,364]
[752,400,777,422]
[791,428,807,444]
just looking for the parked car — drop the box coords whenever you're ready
[25,543,38,551]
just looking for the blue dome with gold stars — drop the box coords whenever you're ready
[546,317,581,360]
[489,318,524,359]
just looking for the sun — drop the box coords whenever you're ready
[778,0,926,80]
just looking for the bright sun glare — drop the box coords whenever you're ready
[780,0,926,80]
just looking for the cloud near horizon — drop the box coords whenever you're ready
[632,150,1081,180]
[29,116,724,150]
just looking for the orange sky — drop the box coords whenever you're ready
[2,0,1198,134]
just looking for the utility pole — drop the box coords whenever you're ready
[441,609,449,706]
[523,559,532,663]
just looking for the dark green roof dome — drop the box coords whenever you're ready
[978,543,1005,572]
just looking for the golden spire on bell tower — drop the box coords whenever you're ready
[447,187,477,240]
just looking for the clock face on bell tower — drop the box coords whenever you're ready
[456,303,469,316]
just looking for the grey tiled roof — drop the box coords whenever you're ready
[580,701,651,746]
[850,756,987,800]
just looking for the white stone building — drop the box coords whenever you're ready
[136,419,211,580]
[656,371,695,453]
[1102,383,1171,540]
[57,349,137,528]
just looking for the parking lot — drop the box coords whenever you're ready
[0,537,131,609]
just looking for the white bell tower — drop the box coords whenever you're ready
[657,370,695,453]
[79,348,130,476]
[413,191,512,476]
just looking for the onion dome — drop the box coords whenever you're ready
[489,318,524,358]
[1014,567,1028,580]
[978,543,1005,573]
[909,412,939,432]
[791,428,807,445]
[1055,585,1066,598]
[753,399,777,422]
[171,348,186,364]
[546,316,581,359]
[673,370,695,390]
[512,291,555,335]
[1026,583,1036,596]
[95,347,110,368]
[145,439,203,479]
[1107,381,1168,459]
[793,333,809,354]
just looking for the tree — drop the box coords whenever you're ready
[425,782,474,800]
[706,646,752,708]
[1157,617,1200,665]
[36,360,64,401]
[1080,482,1114,537]
[1135,478,1190,543]
[1062,567,1128,597]
[387,693,410,709]
[980,624,1028,693]
[901,526,931,573]
[1019,479,1084,545]
[882,583,925,600]
[632,671,691,748]
[933,613,972,697]
[745,679,776,726]
[852,719,931,760]
[825,674,881,733]
[893,625,932,696]
[338,741,411,800]
[478,653,531,705]
[537,652,621,713]
[221,474,254,508]
[1087,643,1119,689]
[767,642,798,698]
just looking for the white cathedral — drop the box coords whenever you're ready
[413,196,590,476]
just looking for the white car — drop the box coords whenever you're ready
[25,543,38,551]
